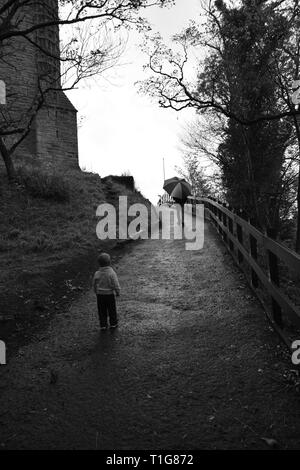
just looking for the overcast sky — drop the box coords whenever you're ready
[67,0,201,203]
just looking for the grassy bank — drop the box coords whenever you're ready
[0,165,152,343]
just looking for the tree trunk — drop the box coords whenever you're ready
[0,137,16,181]
[241,126,260,227]
[296,162,300,253]
[292,115,300,253]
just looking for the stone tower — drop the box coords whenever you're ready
[0,0,79,170]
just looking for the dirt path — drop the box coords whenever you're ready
[1,222,300,450]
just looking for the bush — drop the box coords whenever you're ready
[30,232,55,253]
[7,228,21,240]
[17,166,70,202]
[18,231,55,253]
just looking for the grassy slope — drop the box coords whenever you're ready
[0,166,152,335]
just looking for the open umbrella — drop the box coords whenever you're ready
[163,177,180,194]
[163,177,192,201]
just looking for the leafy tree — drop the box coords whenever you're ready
[175,152,216,198]
[141,0,300,247]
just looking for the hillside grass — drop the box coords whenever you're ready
[0,165,152,326]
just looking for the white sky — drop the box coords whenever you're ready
[67,0,201,203]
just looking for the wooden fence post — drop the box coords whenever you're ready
[266,229,283,328]
[214,206,218,228]
[228,212,234,252]
[249,234,259,288]
[222,203,228,244]
[236,222,244,264]
[217,204,223,237]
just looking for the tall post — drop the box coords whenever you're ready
[228,206,234,252]
[236,223,244,264]
[267,228,283,328]
[249,234,259,288]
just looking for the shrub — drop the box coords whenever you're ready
[30,232,55,252]
[17,166,70,202]
[21,231,55,253]
[7,228,21,240]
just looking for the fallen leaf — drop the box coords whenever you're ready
[261,437,279,449]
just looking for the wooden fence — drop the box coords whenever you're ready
[192,197,300,348]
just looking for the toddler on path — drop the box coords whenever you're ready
[93,253,121,330]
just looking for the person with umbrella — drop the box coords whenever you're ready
[163,177,192,226]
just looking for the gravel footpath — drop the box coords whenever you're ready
[1,222,300,450]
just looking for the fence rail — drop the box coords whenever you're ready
[193,197,300,348]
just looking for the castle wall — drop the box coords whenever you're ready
[36,102,79,170]
[35,0,62,89]
[0,1,39,163]
[0,0,79,171]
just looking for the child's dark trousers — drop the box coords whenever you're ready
[97,294,117,328]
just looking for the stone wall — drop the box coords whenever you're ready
[0,0,79,171]
[102,175,135,191]
[0,1,39,162]
[36,98,79,170]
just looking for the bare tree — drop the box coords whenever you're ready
[0,0,173,179]
[140,0,300,124]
